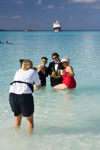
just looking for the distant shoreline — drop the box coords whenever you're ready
[0,29,100,31]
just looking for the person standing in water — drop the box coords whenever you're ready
[5,40,8,44]
[36,57,48,87]
[54,57,76,90]
[47,52,64,87]
[9,59,41,133]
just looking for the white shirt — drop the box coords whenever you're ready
[9,69,41,94]
[55,64,59,71]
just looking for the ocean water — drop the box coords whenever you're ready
[0,31,100,150]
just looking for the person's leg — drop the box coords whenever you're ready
[14,114,22,129]
[26,114,34,134]
[53,84,67,90]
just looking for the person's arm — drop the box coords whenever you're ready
[63,66,75,77]
[35,65,41,72]
[33,71,41,89]
[34,84,41,89]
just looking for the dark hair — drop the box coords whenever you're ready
[19,59,25,67]
[52,52,59,58]
[41,57,48,61]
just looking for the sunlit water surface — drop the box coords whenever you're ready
[0,31,100,150]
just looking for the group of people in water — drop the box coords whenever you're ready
[36,52,76,89]
[9,52,76,133]
[0,40,8,44]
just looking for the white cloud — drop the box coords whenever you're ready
[13,0,23,5]
[69,0,97,3]
[43,4,54,9]
[90,4,100,9]
[36,0,42,5]
[12,15,21,19]
[47,5,54,9]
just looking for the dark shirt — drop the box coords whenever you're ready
[47,62,64,86]
[37,67,48,87]
[33,67,48,86]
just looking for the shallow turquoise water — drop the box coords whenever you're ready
[0,31,100,150]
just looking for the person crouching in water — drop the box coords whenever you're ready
[47,52,64,87]
[9,59,41,133]
[36,57,48,87]
[54,57,76,90]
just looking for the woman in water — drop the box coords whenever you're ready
[9,59,41,133]
[36,57,48,87]
[54,57,76,90]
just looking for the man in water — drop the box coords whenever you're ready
[47,52,64,87]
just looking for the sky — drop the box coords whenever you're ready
[0,0,100,30]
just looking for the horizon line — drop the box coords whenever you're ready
[1,29,100,31]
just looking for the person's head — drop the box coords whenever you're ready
[0,41,1,43]
[61,57,70,67]
[5,41,8,44]
[22,59,33,70]
[40,57,48,66]
[52,52,60,63]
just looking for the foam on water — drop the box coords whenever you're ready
[0,31,100,150]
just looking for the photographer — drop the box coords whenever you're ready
[9,59,41,133]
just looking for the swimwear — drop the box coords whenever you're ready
[62,69,76,89]
[38,70,48,86]
[36,66,48,86]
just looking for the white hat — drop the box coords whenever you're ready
[61,58,70,63]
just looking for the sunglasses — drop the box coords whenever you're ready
[52,56,58,59]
